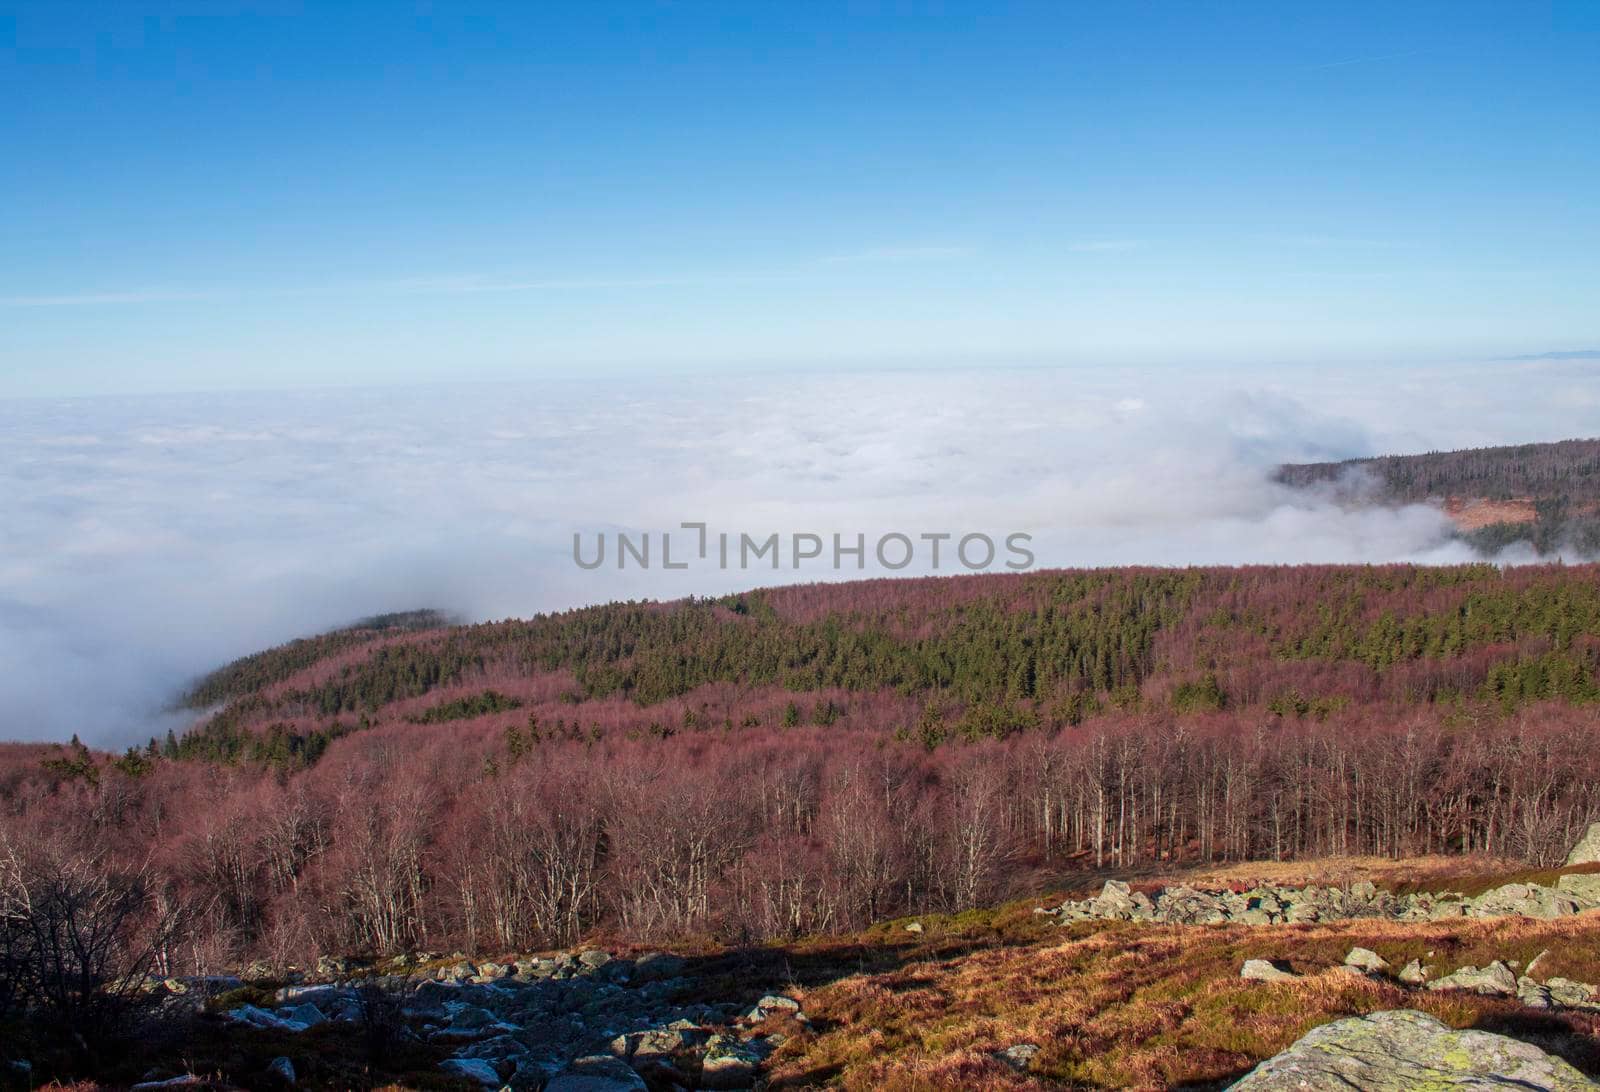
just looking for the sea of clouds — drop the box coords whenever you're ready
[2,358,1595,747]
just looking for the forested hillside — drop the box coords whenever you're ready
[5,563,1600,977]
[176,564,1600,762]
[179,608,454,709]
[1278,438,1600,555]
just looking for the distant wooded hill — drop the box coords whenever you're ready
[1277,438,1600,555]
[165,563,1600,768]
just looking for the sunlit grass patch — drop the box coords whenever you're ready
[768,910,1600,1089]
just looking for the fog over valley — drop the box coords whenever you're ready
[2,357,1596,748]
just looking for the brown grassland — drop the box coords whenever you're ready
[13,858,1600,1090]
[757,860,1600,1091]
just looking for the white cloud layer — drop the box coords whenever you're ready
[1,359,1594,747]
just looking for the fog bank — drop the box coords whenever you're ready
[2,358,1594,746]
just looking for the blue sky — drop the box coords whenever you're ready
[2,1,1597,397]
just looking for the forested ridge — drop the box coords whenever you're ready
[1278,438,1600,555]
[179,564,1600,759]
[1278,438,1600,503]
[179,608,454,710]
[7,563,1600,975]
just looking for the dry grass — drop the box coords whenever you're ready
[22,858,1599,1091]
[1177,854,1502,889]
[1136,855,1600,899]
[766,912,1600,1090]
[1444,496,1539,531]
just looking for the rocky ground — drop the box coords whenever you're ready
[144,895,1600,1090]
[140,948,805,1091]
[102,842,1600,1090]
[1240,939,1600,1010]
[1230,1009,1598,1090]
[1046,871,1600,927]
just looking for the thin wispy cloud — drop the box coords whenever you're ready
[821,245,970,264]
[4,248,971,310]
[1501,350,1600,362]
[374,274,703,294]
[1067,240,1145,253]
[0,272,736,311]
[1283,268,1543,281]
[0,290,210,308]
[1268,234,1398,249]
[1305,48,1421,71]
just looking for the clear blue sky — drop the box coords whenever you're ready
[2,1,1597,397]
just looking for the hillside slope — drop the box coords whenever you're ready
[8,565,1600,1087]
[174,563,1600,767]
[1278,438,1600,555]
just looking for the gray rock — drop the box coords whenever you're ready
[578,949,612,969]
[1229,1008,1599,1090]
[747,994,801,1020]
[1398,959,1428,985]
[545,1054,648,1091]
[266,1057,295,1084]
[995,1043,1039,1071]
[904,921,923,933]
[1546,978,1599,1008]
[1090,880,1137,919]
[1471,883,1582,920]
[515,957,556,979]
[439,960,478,982]
[282,1003,326,1028]
[445,1003,500,1031]
[1055,874,1600,931]
[453,1034,535,1085]
[1241,959,1298,983]
[1343,947,1391,974]
[611,1026,700,1062]
[227,1003,311,1032]
[1158,885,1230,925]
[1557,873,1600,904]
[1565,822,1600,866]
[273,984,345,1005]
[1426,960,1518,996]
[410,979,459,1011]
[439,1057,503,1087]
[1520,976,1556,1009]
[700,1034,770,1090]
